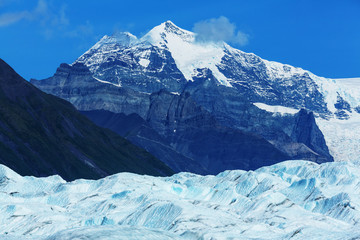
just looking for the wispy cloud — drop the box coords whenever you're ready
[0,11,29,27]
[0,0,68,28]
[0,0,17,8]
[65,21,93,38]
[35,0,69,26]
[0,0,93,40]
[193,16,249,46]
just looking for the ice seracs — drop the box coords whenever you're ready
[1,160,360,239]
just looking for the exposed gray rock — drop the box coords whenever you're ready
[33,63,151,118]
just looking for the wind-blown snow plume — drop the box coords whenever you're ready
[193,16,249,46]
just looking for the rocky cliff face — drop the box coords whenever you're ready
[31,21,336,174]
[33,63,151,118]
[82,84,332,174]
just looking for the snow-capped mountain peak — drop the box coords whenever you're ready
[91,32,138,50]
[139,21,232,86]
[73,20,360,120]
[141,20,195,47]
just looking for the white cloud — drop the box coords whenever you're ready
[0,0,93,41]
[0,11,29,27]
[0,0,69,28]
[233,31,249,46]
[193,16,249,46]
[0,0,17,8]
[65,21,93,38]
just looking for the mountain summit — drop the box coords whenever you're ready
[92,32,138,50]
[142,20,195,46]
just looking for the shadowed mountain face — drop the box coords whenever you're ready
[81,107,290,174]
[31,21,334,174]
[81,110,208,174]
[81,89,331,174]
[0,59,173,181]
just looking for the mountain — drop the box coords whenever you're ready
[1,160,360,239]
[81,109,208,174]
[0,58,173,181]
[81,107,291,174]
[31,21,337,174]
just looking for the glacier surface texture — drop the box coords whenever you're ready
[1,160,360,240]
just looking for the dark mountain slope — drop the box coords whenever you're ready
[0,59,173,181]
[81,90,291,174]
[81,110,207,173]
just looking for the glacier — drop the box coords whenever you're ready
[1,160,360,239]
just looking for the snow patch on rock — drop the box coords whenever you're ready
[254,102,300,115]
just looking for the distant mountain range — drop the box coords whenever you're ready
[0,59,173,181]
[31,21,353,174]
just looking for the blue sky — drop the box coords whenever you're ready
[0,0,359,80]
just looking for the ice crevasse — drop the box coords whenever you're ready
[1,160,360,239]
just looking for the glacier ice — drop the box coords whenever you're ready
[1,160,360,239]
